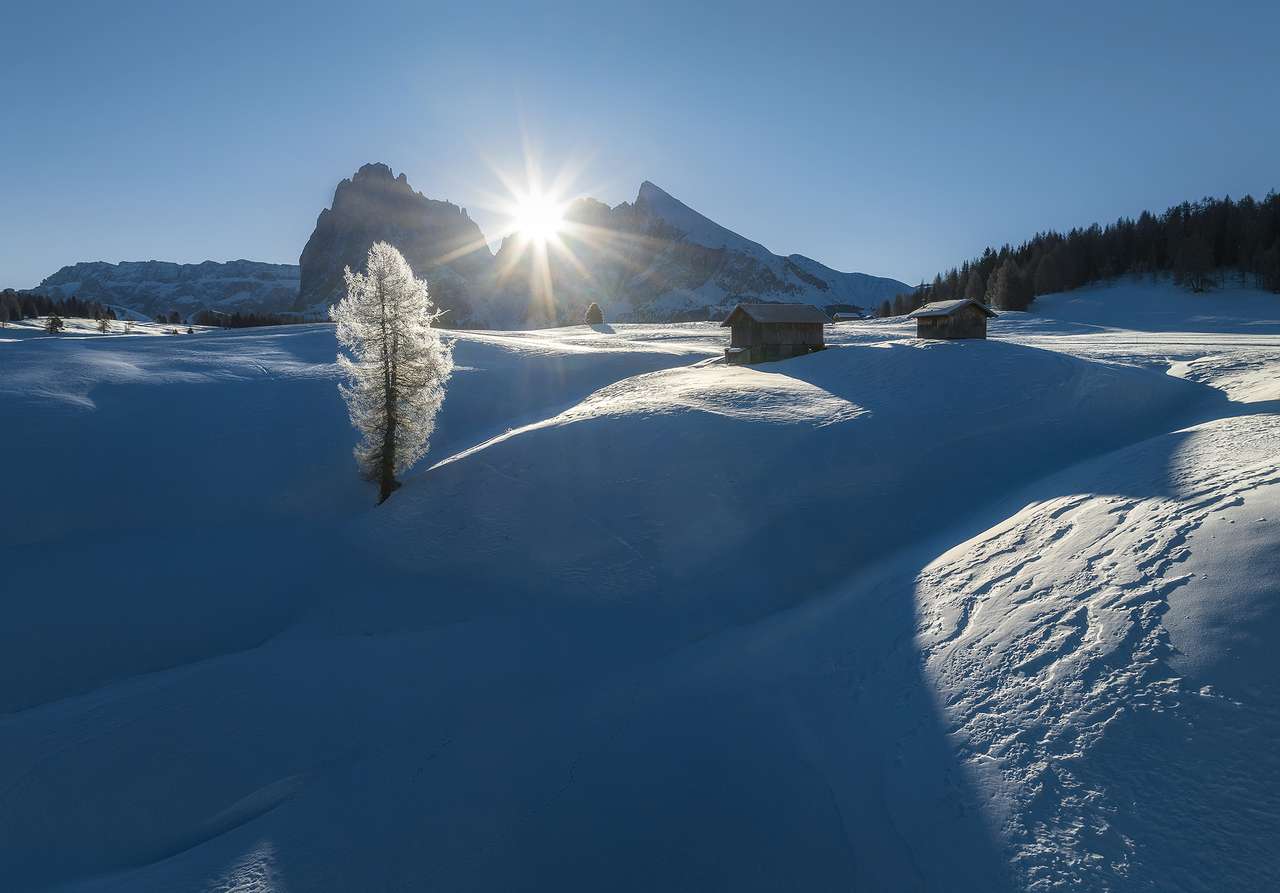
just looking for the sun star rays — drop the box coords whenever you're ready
[461,146,687,324]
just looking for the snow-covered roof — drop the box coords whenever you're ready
[720,303,832,326]
[908,299,998,319]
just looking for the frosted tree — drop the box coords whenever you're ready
[331,242,453,504]
[97,317,111,334]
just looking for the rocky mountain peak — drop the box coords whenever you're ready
[351,162,399,182]
[296,163,493,321]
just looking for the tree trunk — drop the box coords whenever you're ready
[377,272,399,505]
[378,414,399,504]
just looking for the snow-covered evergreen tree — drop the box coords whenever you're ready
[331,242,453,503]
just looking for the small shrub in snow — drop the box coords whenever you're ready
[97,318,111,334]
[45,315,64,334]
[584,302,604,325]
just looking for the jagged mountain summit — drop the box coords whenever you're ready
[30,260,300,320]
[295,165,906,327]
[489,180,908,326]
[294,162,494,322]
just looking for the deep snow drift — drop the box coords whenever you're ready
[1,280,1278,891]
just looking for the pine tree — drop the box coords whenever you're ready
[964,268,985,301]
[986,261,1011,310]
[1259,239,1280,293]
[331,242,453,504]
[1175,235,1214,292]
[584,302,604,325]
[1033,250,1064,296]
[45,315,64,334]
[97,317,110,334]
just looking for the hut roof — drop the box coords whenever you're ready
[720,303,832,327]
[908,299,998,319]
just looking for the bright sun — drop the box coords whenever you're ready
[512,193,564,243]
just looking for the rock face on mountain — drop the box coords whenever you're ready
[487,181,908,327]
[31,260,300,319]
[295,163,493,322]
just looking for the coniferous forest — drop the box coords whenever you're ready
[190,309,299,328]
[0,290,117,326]
[881,192,1280,317]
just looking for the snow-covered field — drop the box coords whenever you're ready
[1,317,212,343]
[2,280,1278,891]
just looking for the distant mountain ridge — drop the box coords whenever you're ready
[297,164,906,326]
[31,164,908,327]
[488,181,907,326]
[30,260,300,320]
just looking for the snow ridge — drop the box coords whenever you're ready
[918,414,1280,890]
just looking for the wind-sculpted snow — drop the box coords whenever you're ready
[2,285,1279,891]
[917,415,1280,890]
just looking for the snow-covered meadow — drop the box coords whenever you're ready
[2,281,1278,891]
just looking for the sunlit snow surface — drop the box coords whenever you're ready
[2,280,1278,891]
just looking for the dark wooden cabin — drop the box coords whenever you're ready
[908,299,997,339]
[721,303,831,365]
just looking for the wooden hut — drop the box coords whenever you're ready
[721,303,831,364]
[908,299,997,339]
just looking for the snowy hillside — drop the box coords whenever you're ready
[30,260,301,320]
[631,181,910,313]
[1,280,1278,890]
[0,316,211,343]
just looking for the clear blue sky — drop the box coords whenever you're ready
[3,0,1277,289]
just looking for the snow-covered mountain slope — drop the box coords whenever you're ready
[486,181,908,326]
[29,260,301,320]
[1,281,1278,891]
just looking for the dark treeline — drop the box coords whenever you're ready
[0,289,118,325]
[190,309,300,328]
[879,192,1280,317]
